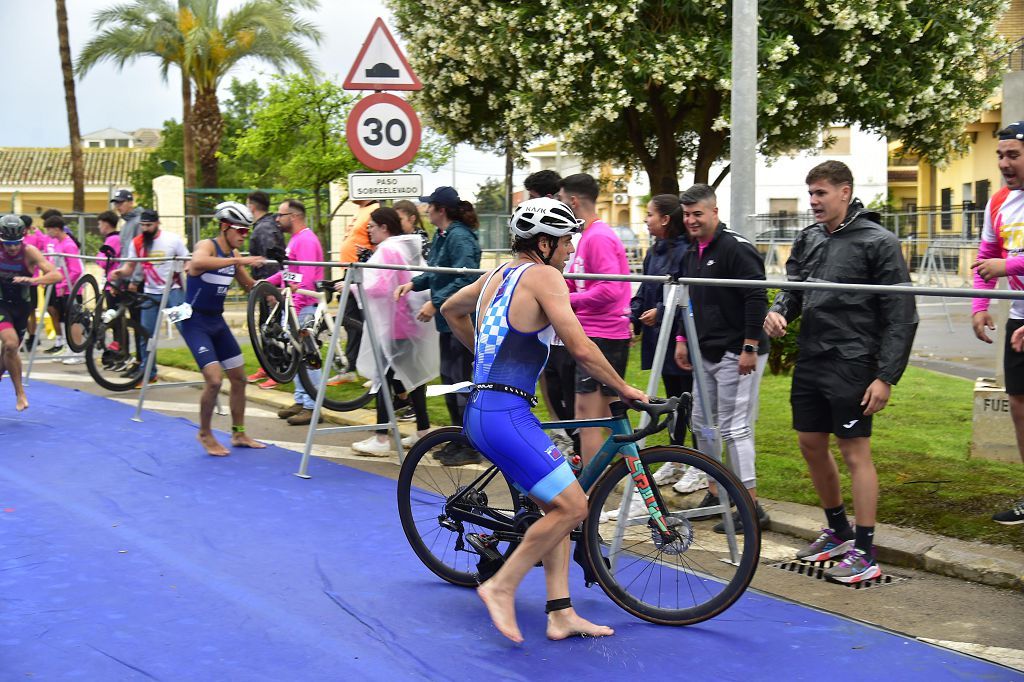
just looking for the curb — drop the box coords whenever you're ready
[155,363,1023,591]
[155,364,415,436]
[762,499,1024,591]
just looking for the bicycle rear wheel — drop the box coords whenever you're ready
[584,445,760,626]
[246,281,299,383]
[64,274,99,353]
[295,313,372,412]
[84,296,149,392]
[397,428,522,587]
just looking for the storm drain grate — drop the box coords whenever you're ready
[766,559,909,589]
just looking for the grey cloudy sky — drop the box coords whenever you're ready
[0,0,519,200]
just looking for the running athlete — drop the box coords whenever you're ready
[441,198,648,644]
[972,120,1024,525]
[0,214,62,410]
[182,202,267,456]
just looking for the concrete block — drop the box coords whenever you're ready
[971,378,1024,464]
[923,538,1024,590]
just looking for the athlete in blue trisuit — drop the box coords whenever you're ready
[0,214,62,412]
[441,198,648,643]
[182,202,268,456]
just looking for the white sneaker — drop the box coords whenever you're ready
[653,462,684,486]
[672,466,709,495]
[351,436,391,456]
[61,352,85,365]
[599,492,648,522]
[401,434,419,448]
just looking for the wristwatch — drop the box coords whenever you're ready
[741,343,759,354]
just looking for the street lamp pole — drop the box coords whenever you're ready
[730,0,758,240]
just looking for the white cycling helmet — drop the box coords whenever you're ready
[214,201,254,227]
[509,197,583,239]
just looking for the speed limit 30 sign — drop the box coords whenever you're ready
[346,93,422,172]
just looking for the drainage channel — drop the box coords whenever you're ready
[766,559,910,590]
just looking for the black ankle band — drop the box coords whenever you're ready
[545,598,572,614]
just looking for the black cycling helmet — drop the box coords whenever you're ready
[1,214,25,242]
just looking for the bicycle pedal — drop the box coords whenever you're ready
[465,533,502,563]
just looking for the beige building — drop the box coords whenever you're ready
[0,146,150,218]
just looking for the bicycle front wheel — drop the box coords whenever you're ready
[65,274,100,353]
[83,296,149,392]
[584,446,760,626]
[397,428,522,587]
[247,281,299,383]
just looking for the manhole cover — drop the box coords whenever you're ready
[766,559,909,590]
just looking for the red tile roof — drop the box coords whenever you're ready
[0,147,150,186]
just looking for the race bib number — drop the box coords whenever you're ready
[163,302,193,324]
[282,270,302,283]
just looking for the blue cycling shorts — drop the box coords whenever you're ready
[180,310,243,370]
[463,390,576,504]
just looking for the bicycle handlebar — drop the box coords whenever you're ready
[612,395,690,443]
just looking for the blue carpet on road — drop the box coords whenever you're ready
[0,381,1018,681]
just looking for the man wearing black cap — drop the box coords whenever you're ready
[395,186,481,465]
[971,120,1024,526]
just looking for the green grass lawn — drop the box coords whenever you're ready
[158,345,1023,549]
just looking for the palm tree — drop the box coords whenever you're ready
[76,0,320,189]
[55,0,85,212]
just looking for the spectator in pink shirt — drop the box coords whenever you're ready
[557,173,632,465]
[18,215,44,350]
[266,199,325,424]
[41,215,80,356]
[96,210,122,275]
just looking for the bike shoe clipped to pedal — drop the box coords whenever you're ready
[466,533,504,583]
[572,538,608,587]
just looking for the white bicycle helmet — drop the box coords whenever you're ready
[214,201,254,227]
[509,197,583,238]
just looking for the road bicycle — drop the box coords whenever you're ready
[83,281,156,392]
[396,396,761,626]
[64,246,118,353]
[247,277,372,412]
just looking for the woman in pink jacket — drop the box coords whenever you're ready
[347,207,439,456]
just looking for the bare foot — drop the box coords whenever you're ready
[477,582,523,643]
[198,432,229,456]
[231,433,266,449]
[15,393,28,412]
[547,608,614,640]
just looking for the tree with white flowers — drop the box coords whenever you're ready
[388,0,1009,194]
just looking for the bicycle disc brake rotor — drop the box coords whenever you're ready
[652,516,693,555]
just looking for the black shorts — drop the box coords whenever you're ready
[575,337,629,396]
[50,293,68,313]
[791,357,875,438]
[28,284,37,308]
[1005,319,1024,395]
[0,300,31,340]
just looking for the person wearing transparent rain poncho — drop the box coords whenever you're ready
[346,207,439,456]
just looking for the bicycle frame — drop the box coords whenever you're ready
[445,410,674,540]
[271,284,333,355]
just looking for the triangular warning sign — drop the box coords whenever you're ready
[343,18,422,91]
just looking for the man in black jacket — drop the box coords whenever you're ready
[765,161,918,584]
[674,184,770,532]
[244,191,286,386]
